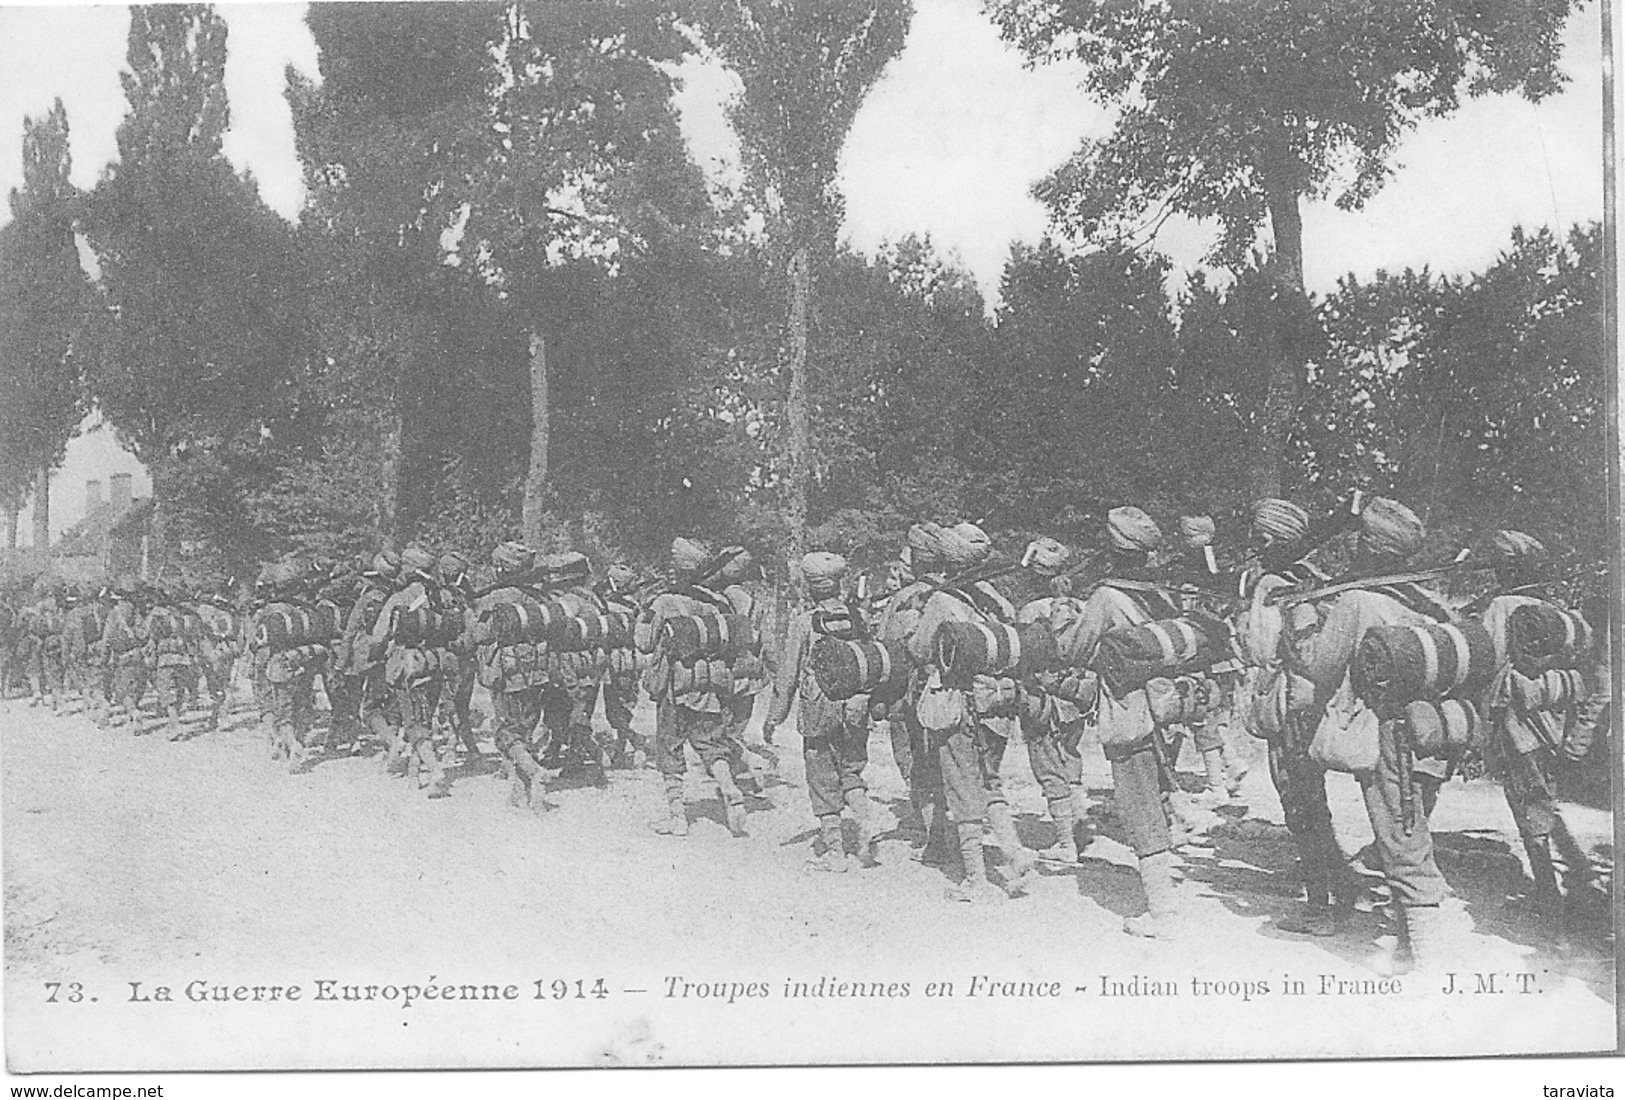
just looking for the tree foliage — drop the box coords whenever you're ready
[0,99,89,512]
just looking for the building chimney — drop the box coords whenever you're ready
[110,472,133,510]
[85,479,103,518]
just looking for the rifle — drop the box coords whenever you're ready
[1458,569,1591,617]
[1267,549,1482,612]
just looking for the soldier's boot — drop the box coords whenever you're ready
[166,704,185,742]
[417,739,451,798]
[383,728,409,777]
[807,814,851,874]
[1523,837,1565,925]
[1040,796,1080,865]
[845,788,883,867]
[1123,851,1183,939]
[1070,787,1095,852]
[945,822,1003,905]
[1401,904,1450,975]
[1190,748,1232,809]
[1223,742,1250,796]
[650,777,690,837]
[987,800,1037,896]
[287,727,311,773]
[709,759,748,837]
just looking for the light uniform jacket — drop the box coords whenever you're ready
[766,598,868,736]
[908,579,1020,738]
[1069,583,1171,749]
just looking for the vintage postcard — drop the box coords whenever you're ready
[0,0,1617,1074]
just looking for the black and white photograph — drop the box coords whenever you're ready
[0,0,1619,1079]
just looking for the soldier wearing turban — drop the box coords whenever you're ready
[369,545,460,799]
[902,521,1036,904]
[766,551,884,872]
[472,541,551,813]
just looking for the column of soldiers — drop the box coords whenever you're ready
[0,500,1611,974]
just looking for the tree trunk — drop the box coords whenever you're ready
[4,505,16,549]
[377,410,402,547]
[1252,163,1308,502]
[785,244,812,562]
[147,463,165,580]
[32,465,49,553]
[522,329,550,548]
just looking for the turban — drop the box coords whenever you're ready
[400,546,437,576]
[607,562,638,588]
[1107,506,1162,552]
[1251,499,1309,545]
[1490,529,1546,562]
[367,550,400,579]
[1023,536,1071,575]
[714,545,753,581]
[437,552,469,583]
[671,537,710,574]
[541,551,591,586]
[907,523,944,557]
[491,541,535,575]
[1359,497,1425,558]
[801,551,847,587]
[267,561,302,588]
[942,521,993,568]
[1178,515,1216,549]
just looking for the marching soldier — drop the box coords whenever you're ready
[145,586,202,741]
[336,551,401,760]
[253,560,331,770]
[532,551,612,781]
[1013,536,1091,865]
[1170,514,1248,809]
[102,578,151,730]
[639,537,751,838]
[765,551,884,872]
[194,584,243,733]
[1066,507,1190,936]
[900,521,1036,904]
[435,551,483,765]
[370,546,456,797]
[1275,497,1459,969]
[599,560,650,769]
[878,530,949,865]
[471,541,551,813]
[1476,530,1603,927]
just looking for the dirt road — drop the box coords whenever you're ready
[4,690,1615,1069]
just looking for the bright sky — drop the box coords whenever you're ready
[0,0,1605,542]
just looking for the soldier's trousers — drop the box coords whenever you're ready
[268,675,316,745]
[602,671,639,733]
[937,719,1008,826]
[1357,719,1447,908]
[802,717,870,817]
[542,679,602,762]
[1021,711,1084,803]
[654,701,732,777]
[491,686,545,753]
[1103,736,1173,859]
[1267,727,1344,907]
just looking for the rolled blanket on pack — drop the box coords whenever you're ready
[671,657,734,695]
[485,597,572,646]
[281,642,330,669]
[560,609,634,651]
[935,620,1058,680]
[1510,667,1586,713]
[1096,613,1230,696]
[256,608,315,650]
[1353,620,1495,718]
[393,607,460,648]
[607,647,640,676]
[1402,697,1483,758]
[812,637,908,701]
[1508,603,1591,678]
[662,613,753,662]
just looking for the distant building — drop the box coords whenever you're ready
[51,473,153,583]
